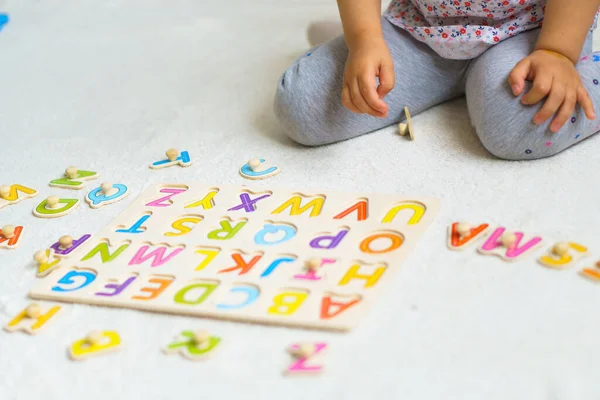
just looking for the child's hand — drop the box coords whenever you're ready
[508,49,595,133]
[342,37,395,118]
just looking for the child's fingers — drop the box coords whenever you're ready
[522,73,553,105]
[508,58,531,96]
[577,86,596,120]
[342,85,362,114]
[550,90,576,133]
[533,83,565,125]
[358,73,387,116]
[377,60,395,99]
[350,78,382,118]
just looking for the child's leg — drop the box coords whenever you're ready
[466,28,598,160]
[274,17,470,146]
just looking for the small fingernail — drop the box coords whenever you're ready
[533,116,542,124]
[512,84,519,95]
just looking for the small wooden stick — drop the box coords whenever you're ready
[404,106,415,140]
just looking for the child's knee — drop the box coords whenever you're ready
[469,81,567,160]
[274,64,328,147]
[474,109,582,161]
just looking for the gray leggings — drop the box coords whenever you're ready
[274,18,600,160]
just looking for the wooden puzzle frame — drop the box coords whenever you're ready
[29,183,439,331]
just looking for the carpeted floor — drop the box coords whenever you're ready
[1,1,600,399]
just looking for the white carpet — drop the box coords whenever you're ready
[1,1,600,399]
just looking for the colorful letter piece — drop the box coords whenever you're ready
[50,234,91,257]
[86,183,130,208]
[163,330,221,361]
[538,242,588,269]
[35,249,63,278]
[69,331,122,361]
[285,342,327,376]
[0,225,24,249]
[580,263,600,282]
[150,150,192,169]
[49,169,99,190]
[447,222,490,251]
[0,13,9,33]
[4,304,61,335]
[33,197,80,219]
[0,184,38,209]
[239,158,280,180]
[478,227,544,262]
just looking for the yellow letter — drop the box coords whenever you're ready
[165,216,202,236]
[267,291,308,316]
[185,190,218,210]
[338,264,386,288]
[382,202,426,225]
[271,195,324,217]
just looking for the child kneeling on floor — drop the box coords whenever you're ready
[274,0,600,160]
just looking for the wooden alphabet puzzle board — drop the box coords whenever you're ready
[29,183,439,331]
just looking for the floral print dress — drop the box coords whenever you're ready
[384,0,598,59]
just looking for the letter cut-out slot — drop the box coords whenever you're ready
[254,221,297,246]
[164,215,204,237]
[173,280,220,306]
[128,243,186,269]
[184,188,220,210]
[267,288,310,317]
[381,201,427,225]
[216,283,261,311]
[51,268,98,293]
[95,274,139,297]
[115,212,152,234]
[271,193,326,218]
[337,261,388,290]
[81,239,132,264]
[359,230,404,254]
[219,250,265,276]
[207,217,248,241]
[333,198,369,221]
[227,190,273,213]
[145,186,189,208]
[320,292,362,321]
[131,275,175,301]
